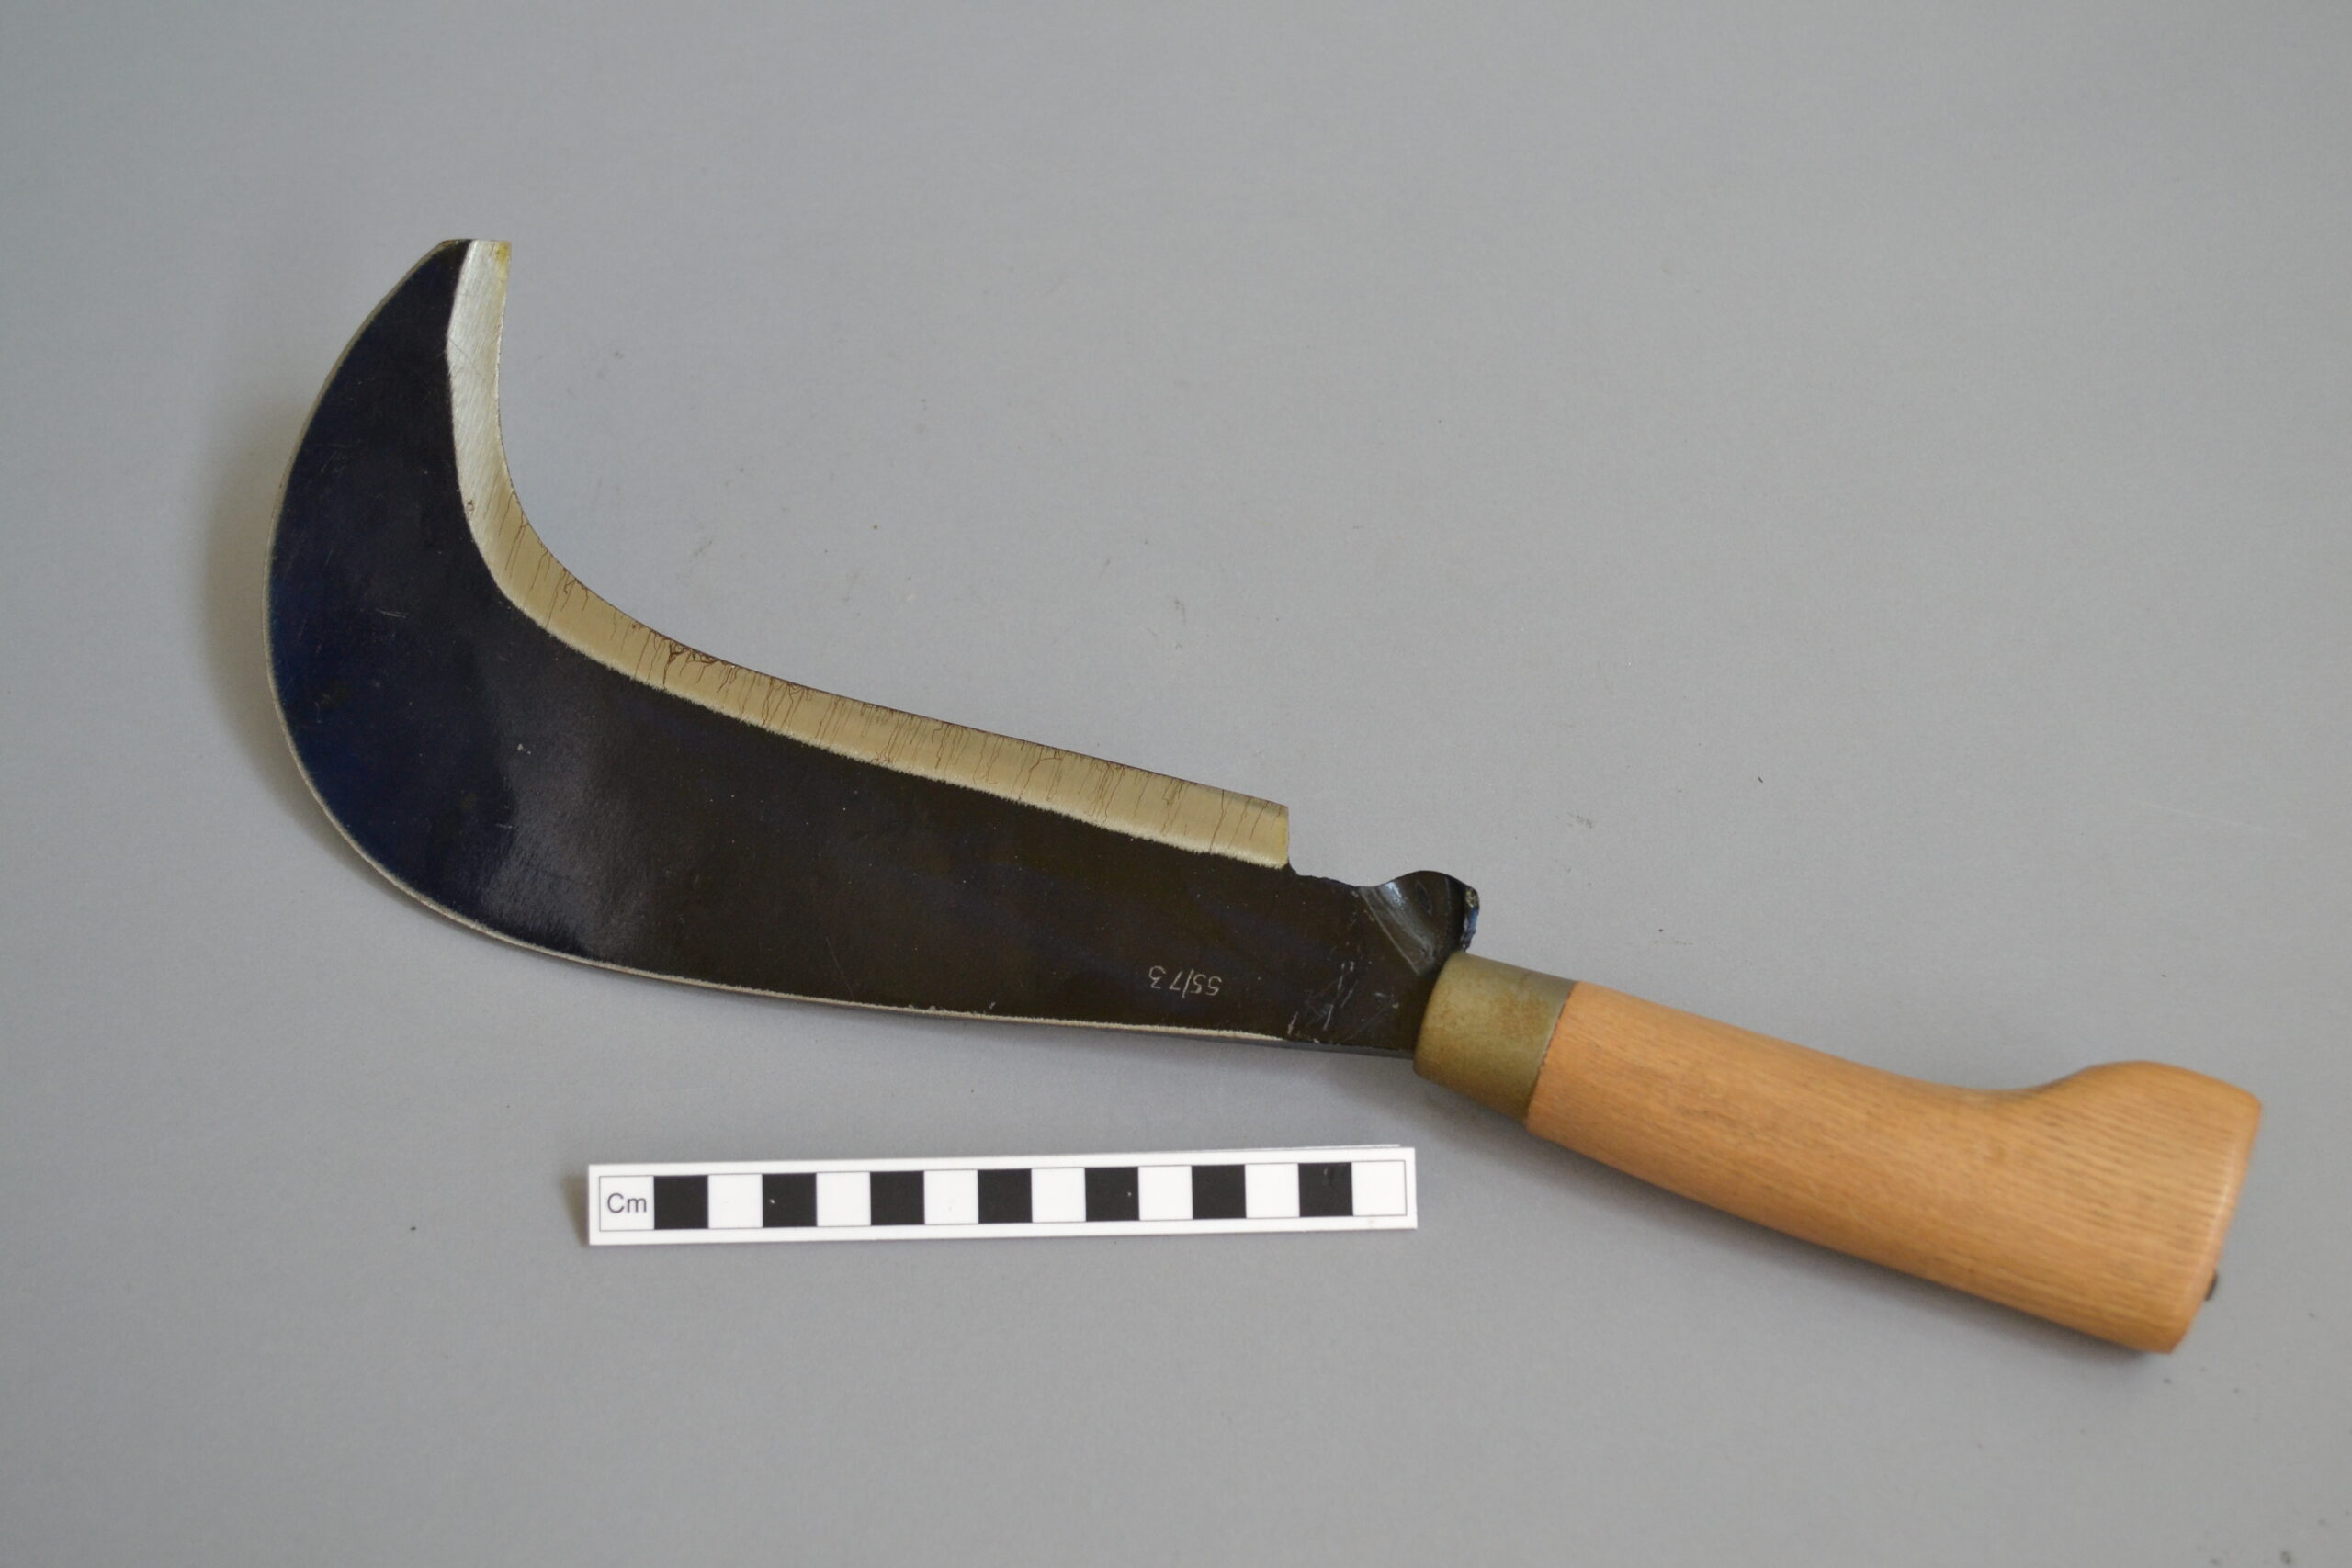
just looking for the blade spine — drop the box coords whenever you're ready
[290,809,1367,1052]
[445,241,1293,870]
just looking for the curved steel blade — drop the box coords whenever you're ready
[267,241,1475,1053]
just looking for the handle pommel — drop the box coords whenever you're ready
[1416,956,2260,1350]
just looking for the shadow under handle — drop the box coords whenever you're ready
[1414,954,2260,1351]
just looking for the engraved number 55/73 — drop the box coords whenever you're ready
[1148,965,1222,998]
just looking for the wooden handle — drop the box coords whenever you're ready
[1417,956,2261,1350]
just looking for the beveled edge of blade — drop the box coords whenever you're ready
[443,241,1292,869]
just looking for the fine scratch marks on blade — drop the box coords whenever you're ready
[442,241,1292,869]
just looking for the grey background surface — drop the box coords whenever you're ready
[4,5,2347,1564]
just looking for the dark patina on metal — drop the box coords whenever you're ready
[267,243,1475,1054]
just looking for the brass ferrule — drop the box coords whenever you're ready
[1412,953,1577,1120]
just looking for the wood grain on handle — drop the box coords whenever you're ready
[1416,956,2261,1350]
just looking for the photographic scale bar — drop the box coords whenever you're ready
[590,1146,1416,1245]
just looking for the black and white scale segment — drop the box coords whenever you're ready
[589,1147,1417,1245]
